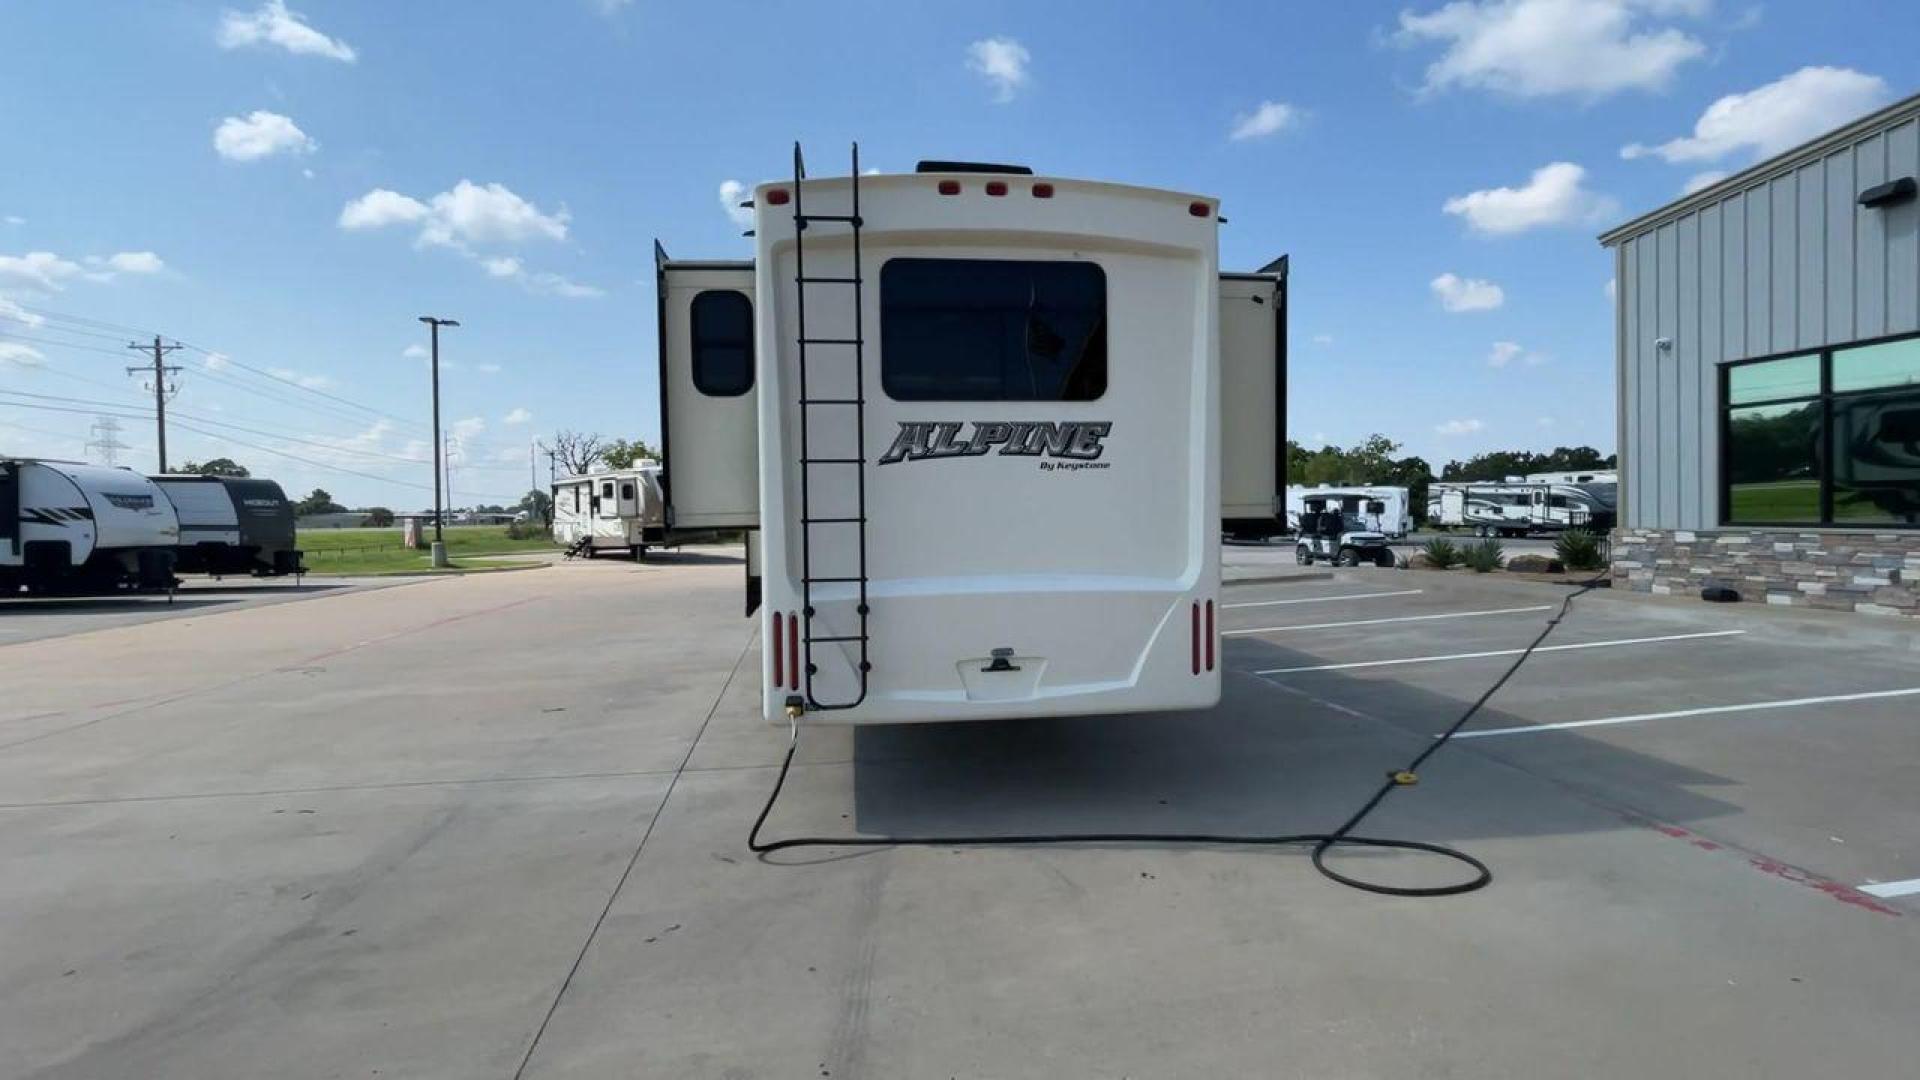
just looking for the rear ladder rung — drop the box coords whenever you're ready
[797,214,862,224]
[803,516,865,524]
[800,398,862,405]
[803,576,865,584]
[806,635,866,644]
[799,337,862,346]
[798,276,862,284]
[801,457,863,465]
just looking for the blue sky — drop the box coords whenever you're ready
[2,1,1915,507]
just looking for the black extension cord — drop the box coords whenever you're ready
[750,577,1605,897]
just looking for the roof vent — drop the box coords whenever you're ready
[915,160,1034,175]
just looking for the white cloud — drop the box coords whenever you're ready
[1430,272,1505,312]
[477,362,502,375]
[216,1,356,62]
[338,189,430,231]
[214,110,316,161]
[1435,418,1486,436]
[1312,333,1335,345]
[401,343,429,359]
[1230,100,1299,141]
[450,416,486,441]
[1621,66,1892,164]
[101,251,165,275]
[967,37,1031,103]
[0,251,85,291]
[1397,0,1707,99]
[2,216,23,226]
[502,407,533,426]
[267,365,333,390]
[0,297,46,328]
[203,351,231,371]
[526,272,603,299]
[1443,162,1617,234]
[0,342,47,369]
[1680,169,1728,195]
[1488,340,1547,367]
[1537,416,1556,427]
[719,179,753,228]
[481,255,523,278]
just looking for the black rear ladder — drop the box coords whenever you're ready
[792,141,871,710]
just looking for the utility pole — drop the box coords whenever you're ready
[126,335,182,472]
[85,416,130,467]
[417,316,459,566]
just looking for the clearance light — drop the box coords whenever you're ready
[1191,602,1201,675]
[772,611,784,687]
[1031,183,1054,198]
[788,612,800,691]
[985,180,1008,197]
[937,180,962,196]
[1205,600,1215,672]
[1188,201,1210,217]
[765,188,790,206]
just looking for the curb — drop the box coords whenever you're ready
[1223,570,1336,587]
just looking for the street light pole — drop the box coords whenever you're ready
[418,316,459,566]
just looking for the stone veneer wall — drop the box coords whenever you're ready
[1611,528,1920,618]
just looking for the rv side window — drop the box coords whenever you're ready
[600,482,614,499]
[690,290,754,397]
[880,258,1106,401]
[620,482,635,500]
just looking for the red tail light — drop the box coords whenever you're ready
[985,180,1007,197]
[788,612,800,691]
[1032,182,1054,198]
[1205,600,1215,672]
[1191,602,1201,675]
[1188,201,1210,217]
[937,179,961,196]
[765,188,790,206]
[772,610,784,687]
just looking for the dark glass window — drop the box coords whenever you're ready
[1726,401,1822,524]
[1831,391,1920,525]
[881,258,1106,401]
[620,482,635,501]
[691,290,754,397]
[600,482,613,499]
[1720,330,1920,528]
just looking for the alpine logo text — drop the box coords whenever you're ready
[877,421,1111,466]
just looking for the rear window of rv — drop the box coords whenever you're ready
[691,290,754,396]
[880,259,1106,401]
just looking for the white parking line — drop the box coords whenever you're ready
[1454,686,1920,740]
[1224,605,1553,636]
[1254,629,1745,674]
[1859,878,1920,900]
[1222,589,1423,610]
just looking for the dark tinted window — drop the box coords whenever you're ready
[1831,390,1920,524]
[1726,401,1822,523]
[691,291,754,396]
[620,482,635,500]
[1728,353,1819,405]
[881,258,1106,401]
[601,482,613,499]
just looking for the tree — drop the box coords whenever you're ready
[364,506,395,527]
[1440,445,1615,481]
[179,457,249,478]
[1285,433,1436,522]
[517,488,553,524]
[600,438,660,469]
[546,430,606,475]
[294,488,346,516]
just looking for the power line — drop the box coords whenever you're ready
[127,336,184,472]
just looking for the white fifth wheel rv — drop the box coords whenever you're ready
[551,464,665,557]
[658,147,1285,725]
[1428,479,1617,537]
[1284,484,1411,537]
[2,458,180,593]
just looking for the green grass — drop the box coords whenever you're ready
[1728,480,1819,523]
[298,525,557,576]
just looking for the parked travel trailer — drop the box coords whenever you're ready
[1523,470,1618,486]
[1284,485,1411,538]
[656,146,1286,725]
[549,463,710,558]
[1428,479,1617,537]
[151,474,303,576]
[1,458,179,593]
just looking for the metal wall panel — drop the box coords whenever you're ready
[1607,100,1920,529]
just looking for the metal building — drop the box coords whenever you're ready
[1599,92,1920,616]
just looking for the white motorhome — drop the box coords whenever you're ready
[657,147,1286,725]
[1428,479,1617,537]
[1285,485,1411,538]
[551,464,664,557]
[2,458,180,593]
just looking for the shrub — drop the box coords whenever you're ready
[506,519,545,541]
[1555,529,1606,572]
[1463,538,1504,573]
[1421,537,1461,569]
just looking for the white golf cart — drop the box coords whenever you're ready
[1294,510,1396,568]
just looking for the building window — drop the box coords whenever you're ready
[880,258,1106,401]
[690,290,754,397]
[1721,332,1920,527]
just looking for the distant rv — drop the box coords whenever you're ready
[1428,478,1617,537]
[1285,485,1411,538]
[150,474,304,576]
[2,458,180,594]
[551,463,718,559]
